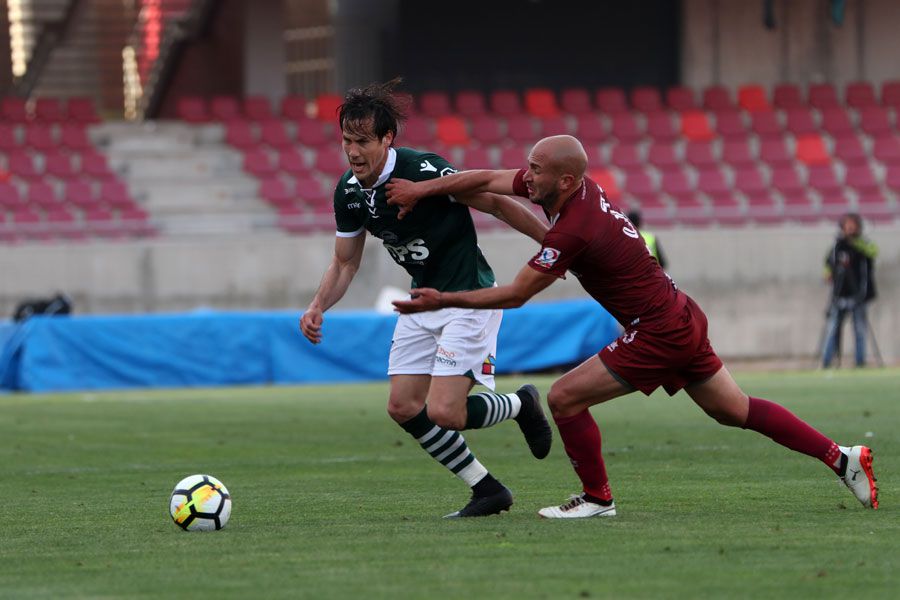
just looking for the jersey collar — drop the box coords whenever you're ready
[348,147,397,189]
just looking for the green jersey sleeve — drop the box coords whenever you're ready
[404,151,458,184]
[333,179,364,236]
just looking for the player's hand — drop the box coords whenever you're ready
[392,288,442,314]
[385,179,421,220]
[299,308,324,344]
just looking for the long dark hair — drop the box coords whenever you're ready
[338,77,409,142]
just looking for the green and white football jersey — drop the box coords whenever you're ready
[333,147,495,292]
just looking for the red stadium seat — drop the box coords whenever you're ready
[885,165,900,192]
[65,97,100,123]
[872,135,900,165]
[819,188,853,219]
[315,94,343,122]
[505,115,537,144]
[844,164,879,194]
[100,181,136,210]
[623,168,662,204]
[259,120,292,149]
[857,191,895,222]
[46,207,84,240]
[44,152,77,180]
[785,108,818,136]
[781,189,819,222]
[12,208,50,241]
[713,110,747,139]
[722,139,756,167]
[243,96,274,121]
[734,165,768,197]
[0,182,25,209]
[418,91,452,118]
[295,117,332,147]
[80,151,116,180]
[858,107,892,137]
[701,86,735,111]
[277,148,307,176]
[806,165,842,196]
[210,96,242,121]
[697,167,730,197]
[24,125,57,152]
[746,192,782,224]
[294,174,330,208]
[34,98,64,122]
[684,141,717,169]
[489,90,522,116]
[589,168,620,201]
[8,151,41,180]
[795,134,830,165]
[660,169,694,202]
[680,111,715,141]
[498,145,528,168]
[665,86,696,111]
[524,88,560,118]
[647,142,680,172]
[83,208,118,238]
[808,83,839,109]
[60,124,92,152]
[737,84,770,112]
[2,97,28,122]
[435,115,470,147]
[540,115,569,137]
[610,142,642,170]
[313,148,348,177]
[469,115,504,145]
[176,97,209,123]
[832,134,868,165]
[820,108,854,137]
[880,80,900,108]
[0,124,18,151]
[259,177,294,209]
[645,112,678,142]
[610,113,643,142]
[64,181,100,211]
[759,138,793,167]
[771,166,804,196]
[630,87,662,113]
[773,83,804,109]
[224,121,259,149]
[455,90,488,117]
[749,110,783,138]
[595,88,628,114]
[573,115,607,144]
[709,192,745,226]
[845,82,877,108]
[560,88,593,114]
[243,148,278,177]
[280,95,308,120]
[458,147,495,170]
[402,116,434,147]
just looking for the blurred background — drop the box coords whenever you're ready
[0,0,897,377]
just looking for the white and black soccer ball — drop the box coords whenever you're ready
[169,474,232,531]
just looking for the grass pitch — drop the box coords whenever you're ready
[1,369,898,599]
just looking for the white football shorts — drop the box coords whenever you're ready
[388,305,502,390]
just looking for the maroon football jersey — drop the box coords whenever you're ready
[514,169,683,327]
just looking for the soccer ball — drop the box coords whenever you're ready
[169,474,232,531]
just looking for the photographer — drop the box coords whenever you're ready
[821,213,878,368]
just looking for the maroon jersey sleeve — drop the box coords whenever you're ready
[527,230,587,279]
[512,168,528,197]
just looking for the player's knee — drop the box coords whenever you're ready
[386,397,422,424]
[547,383,577,418]
[703,404,744,427]
[426,403,465,430]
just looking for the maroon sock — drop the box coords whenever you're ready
[554,409,612,501]
[743,397,841,473]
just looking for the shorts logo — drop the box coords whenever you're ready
[481,354,496,375]
[435,345,457,367]
[623,331,637,344]
[606,340,619,352]
[535,247,561,269]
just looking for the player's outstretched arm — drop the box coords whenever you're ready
[299,234,365,344]
[393,264,557,314]
[458,192,547,244]
[386,169,519,219]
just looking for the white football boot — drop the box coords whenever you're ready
[538,493,616,519]
[841,445,878,509]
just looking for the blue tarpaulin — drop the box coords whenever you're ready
[0,300,620,392]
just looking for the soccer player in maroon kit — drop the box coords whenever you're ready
[387,135,878,518]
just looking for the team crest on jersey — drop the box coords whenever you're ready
[535,247,561,268]
[481,354,496,375]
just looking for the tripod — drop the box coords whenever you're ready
[816,297,884,368]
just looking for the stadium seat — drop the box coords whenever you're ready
[83,207,118,238]
[844,164,880,194]
[881,80,900,108]
[647,142,681,172]
[294,174,330,209]
[403,116,434,147]
[808,83,839,109]
[771,165,805,196]
[781,189,819,222]
[2,97,28,122]
[684,140,717,169]
[701,86,735,111]
[749,110,784,138]
[785,108,818,136]
[832,134,868,165]
[210,96,242,121]
[8,151,41,180]
[243,96,274,121]
[885,165,900,192]
[714,110,747,139]
[845,82,877,108]
[45,207,84,240]
[64,181,100,211]
[588,168,620,201]
[455,90,488,116]
[60,124,92,152]
[660,169,695,203]
[259,177,294,209]
[746,192,782,224]
[280,95,308,120]
[737,84,770,112]
[645,112,678,142]
[734,165,768,197]
[623,168,663,204]
[573,114,608,144]
[44,152,77,180]
[721,139,755,167]
[610,113,643,142]
[295,117,332,147]
[469,115,504,145]
[759,138,793,167]
[524,88,560,118]
[80,151,116,180]
[0,181,25,209]
[820,107,854,137]
[100,181,136,210]
[595,88,628,114]
[24,125,57,152]
[458,146,495,170]
[630,87,662,112]
[176,97,209,123]
[873,135,900,165]
[795,134,830,165]
[315,94,343,122]
[560,88,593,114]
[505,114,537,144]
[34,98,64,122]
[65,97,101,123]
[665,86,696,111]
[540,115,570,137]
[417,91,451,118]
[806,165,842,197]
[277,148,307,176]
[610,142,642,170]
[773,83,804,109]
[858,107,892,137]
[0,124,18,150]
[489,90,522,116]
[680,110,715,141]
[259,120,292,149]
[498,145,528,168]
[697,166,730,197]
[435,115,470,146]
[12,208,49,241]
[819,188,853,219]
[313,148,348,177]
[225,121,259,149]
[243,148,278,177]
[857,191,895,222]
[709,192,745,225]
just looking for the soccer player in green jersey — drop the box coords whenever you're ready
[299,80,552,517]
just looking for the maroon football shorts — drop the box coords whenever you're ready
[599,295,723,396]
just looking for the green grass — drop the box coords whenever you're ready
[1,369,898,599]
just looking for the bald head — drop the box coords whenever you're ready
[531,135,588,179]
